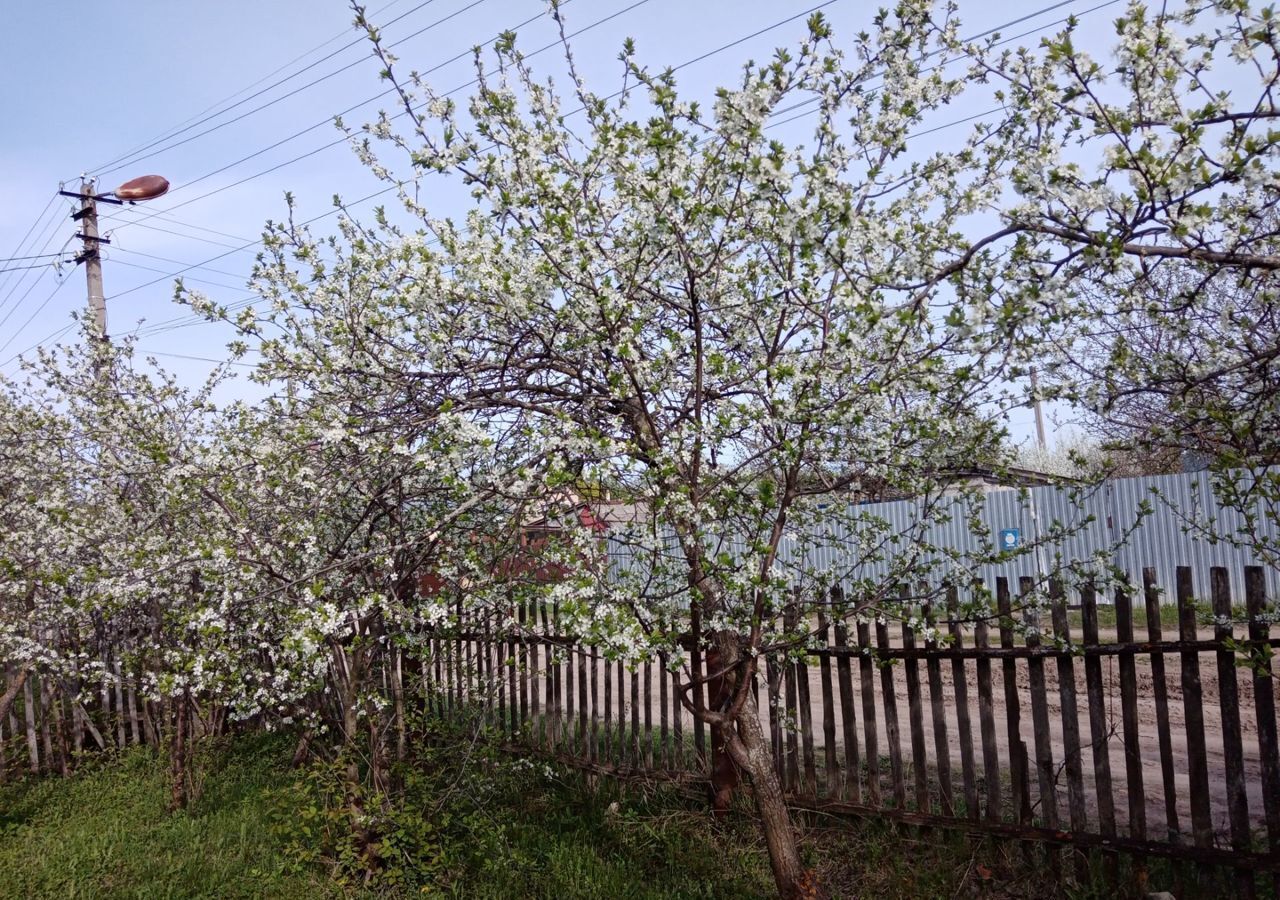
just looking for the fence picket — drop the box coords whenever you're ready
[856,618,881,807]
[833,618,861,803]
[630,663,640,769]
[972,592,1001,822]
[901,600,930,813]
[1211,568,1255,900]
[528,600,540,746]
[1114,580,1146,840]
[658,651,668,769]
[672,662,683,766]
[996,578,1030,824]
[1175,567,1214,850]
[590,646,600,764]
[1022,578,1058,829]
[1244,566,1280,899]
[1049,578,1088,836]
[924,597,957,817]
[817,609,840,798]
[603,646,613,764]
[1080,581,1116,840]
[875,614,907,808]
[944,587,977,819]
[796,641,818,797]
[581,643,591,762]
[1143,568,1180,842]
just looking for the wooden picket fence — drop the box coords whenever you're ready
[424,564,1280,895]
[2,562,1277,894]
[0,652,158,779]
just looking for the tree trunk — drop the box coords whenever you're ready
[124,664,140,745]
[393,648,406,763]
[23,675,39,774]
[725,691,820,900]
[77,699,106,751]
[170,691,189,810]
[291,729,313,768]
[0,668,30,724]
[53,684,70,777]
[38,676,54,770]
[101,671,115,750]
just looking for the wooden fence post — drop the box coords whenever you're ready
[1244,566,1280,899]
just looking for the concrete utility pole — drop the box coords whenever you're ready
[60,178,122,346]
[58,174,167,348]
[76,179,108,341]
[1029,366,1048,451]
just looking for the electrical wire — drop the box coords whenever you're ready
[27,0,1108,361]
[135,349,260,369]
[114,0,1077,247]
[0,274,74,358]
[129,96,1003,342]
[101,214,256,251]
[0,198,75,323]
[135,0,1058,340]
[89,0,411,175]
[0,191,61,299]
[0,323,76,372]
[92,0,449,177]
[105,0,655,281]
[108,258,246,291]
[103,208,254,244]
[110,248,247,280]
[0,260,72,274]
[0,251,73,261]
[106,1,571,239]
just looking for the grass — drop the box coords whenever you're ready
[0,735,339,900]
[0,728,1256,899]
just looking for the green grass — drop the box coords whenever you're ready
[0,728,1251,899]
[0,735,339,900]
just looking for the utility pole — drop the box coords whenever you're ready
[77,179,107,341]
[1029,366,1048,451]
[60,178,122,345]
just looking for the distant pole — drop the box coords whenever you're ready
[1029,367,1048,451]
[75,178,108,343]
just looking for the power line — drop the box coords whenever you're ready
[82,0,1103,349]
[0,322,76,372]
[0,251,72,262]
[89,0,412,176]
[0,274,74,358]
[106,1,568,239]
[0,192,61,299]
[129,98,1002,343]
[137,349,260,369]
[108,258,246,291]
[109,248,248,280]
[101,213,257,251]
[762,0,1120,132]
[92,0,450,178]
[117,0,1071,247]
[0,260,71,274]
[105,0,655,290]
[103,208,254,244]
[0,199,75,324]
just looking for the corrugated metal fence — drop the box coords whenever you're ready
[607,470,1280,603]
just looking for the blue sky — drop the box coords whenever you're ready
[0,0,1130,443]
